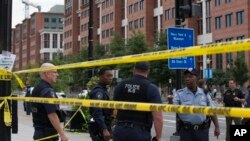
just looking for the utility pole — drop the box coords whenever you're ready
[173,0,192,137]
[88,0,94,78]
[0,0,12,141]
[202,0,207,79]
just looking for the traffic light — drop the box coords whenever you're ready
[175,0,192,24]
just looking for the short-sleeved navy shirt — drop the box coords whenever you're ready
[114,75,162,104]
[223,89,244,107]
[31,80,59,128]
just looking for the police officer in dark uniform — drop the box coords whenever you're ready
[223,79,245,141]
[31,63,68,141]
[88,67,114,141]
[113,62,163,141]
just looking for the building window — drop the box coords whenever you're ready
[172,8,175,18]
[53,34,57,48]
[215,39,223,69]
[52,18,57,23]
[102,1,105,9]
[44,18,49,23]
[215,0,221,6]
[134,2,138,12]
[236,35,245,40]
[110,28,114,36]
[216,54,222,70]
[225,13,233,27]
[102,31,105,39]
[139,17,144,27]
[106,0,109,8]
[129,21,133,30]
[44,34,50,48]
[60,34,63,48]
[226,37,233,65]
[225,0,231,3]
[215,16,222,29]
[110,12,113,21]
[110,0,113,6]
[165,9,170,20]
[236,11,244,25]
[206,17,211,33]
[102,16,105,24]
[106,29,110,37]
[106,14,110,23]
[134,19,138,29]
[206,0,211,16]
[129,5,133,14]
[44,53,50,61]
[139,0,144,10]
[236,35,245,59]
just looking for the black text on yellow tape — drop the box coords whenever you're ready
[7,97,250,118]
[0,68,12,80]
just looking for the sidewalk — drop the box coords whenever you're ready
[12,102,91,141]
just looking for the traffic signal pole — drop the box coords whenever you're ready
[0,0,13,141]
[174,0,182,136]
[88,0,94,79]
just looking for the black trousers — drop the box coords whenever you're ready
[33,127,58,141]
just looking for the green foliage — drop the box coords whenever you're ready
[233,55,249,85]
[94,42,106,59]
[86,76,99,91]
[109,32,126,57]
[127,31,148,54]
[154,31,167,50]
[213,69,233,86]
[148,32,173,87]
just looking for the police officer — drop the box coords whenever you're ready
[113,62,163,141]
[223,79,245,141]
[88,67,114,141]
[24,80,33,115]
[31,63,68,141]
[173,68,220,141]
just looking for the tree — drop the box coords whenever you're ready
[109,32,126,57]
[94,42,106,59]
[213,70,231,86]
[126,31,148,54]
[148,32,173,87]
[233,55,249,86]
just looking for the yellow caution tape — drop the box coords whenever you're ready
[0,101,5,109]
[3,99,11,126]
[5,97,250,118]
[14,39,250,74]
[12,73,26,89]
[0,68,12,80]
[33,134,58,141]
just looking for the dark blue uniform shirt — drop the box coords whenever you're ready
[89,82,113,131]
[31,80,59,128]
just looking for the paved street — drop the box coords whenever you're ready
[12,102,226,141]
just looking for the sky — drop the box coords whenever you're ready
[12,0,64,28]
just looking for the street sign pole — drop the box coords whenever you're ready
[0,0,13,141]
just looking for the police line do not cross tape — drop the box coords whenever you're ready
[14,39,250,74]
[2,96,250,118]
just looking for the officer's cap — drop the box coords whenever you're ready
[134,62,150,71]
[184,68,199,76]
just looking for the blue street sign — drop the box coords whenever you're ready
[205,68,213,79]
[167,27,195,69]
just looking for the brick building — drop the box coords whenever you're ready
[12,5,64,70]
